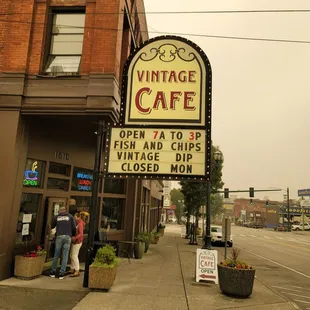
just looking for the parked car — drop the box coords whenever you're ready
[211,225,233,247]
[274,224,288,232]
[252,222,264,229]
[292,223,310,231]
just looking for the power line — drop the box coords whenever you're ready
[0,18,310,45]
[1,9,310,15]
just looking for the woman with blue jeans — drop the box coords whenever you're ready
[50,206,76,279]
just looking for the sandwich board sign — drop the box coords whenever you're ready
[195,249,218,284]
[104,35,212,182]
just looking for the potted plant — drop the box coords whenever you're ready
[150,232,160,244]
[14,239,47,280]
[89,244,119,290]
[218,248,255,298]
[157,222,166,237]
[134,233,146,259]
[143,232,152,253]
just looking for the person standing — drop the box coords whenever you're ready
[69,213,85,277]
[50,206,76,279]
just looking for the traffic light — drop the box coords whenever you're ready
[224,188,229,199]
[249,187,254,198]
[266,201,269,207]
[250,199,253,205]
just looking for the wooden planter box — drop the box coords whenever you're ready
[14,255,46,280]
[89,265,117,290]
[218,264,256,298]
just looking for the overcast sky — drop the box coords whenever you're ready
[144,0,310,201]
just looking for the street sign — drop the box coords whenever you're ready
[298,189,310,197]
[196,249,218,284]
[106,127,206,179]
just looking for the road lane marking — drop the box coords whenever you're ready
[273,286,301,292]
[238,248,310,280]
[282,292,310,299]
[294,300,310,304]
[286,285,310,291]
[263,236,271,239]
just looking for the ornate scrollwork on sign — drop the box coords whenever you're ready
[139,43,196,63]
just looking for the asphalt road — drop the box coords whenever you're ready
[216,226,310,310]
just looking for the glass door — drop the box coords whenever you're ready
[44,198,67,260]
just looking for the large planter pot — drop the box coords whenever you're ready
[144,240,150,253]
[158,228,165,237]
[89,265,117,290]
[134,241,145,259]
[218,264,256,298]
[14,255,46,280]
[150,236,159,244]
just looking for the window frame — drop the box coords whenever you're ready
[43,7,86,76]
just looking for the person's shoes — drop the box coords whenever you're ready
[58,272,65,280]
[70,271,80,277]
[49,270,56,278]
[68,268,75,274]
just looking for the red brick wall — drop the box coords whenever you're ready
[0,0,146,80]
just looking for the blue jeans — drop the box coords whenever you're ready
[51,235,72,274]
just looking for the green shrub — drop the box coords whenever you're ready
[135,232,148,242]
[93,244,119,268]
[158,222,166,229]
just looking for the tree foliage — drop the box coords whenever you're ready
[170,188,184,223]
[180,145,224,221]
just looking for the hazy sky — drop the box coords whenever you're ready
[144,0,310,201]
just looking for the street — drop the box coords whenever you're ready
[217,225,310,310]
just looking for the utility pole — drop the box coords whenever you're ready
[287,187,291,232]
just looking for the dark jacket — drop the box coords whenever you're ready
[51,212,76,237]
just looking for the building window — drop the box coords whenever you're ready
[47,178,69,191]
[45,12,85,75]
[101,199,124,230]
[23,159,45,188]
[104,179,125,194]
[16,194,42,244]
[70,196,92,234]
[49,162,71,176]
[71,167,93,192]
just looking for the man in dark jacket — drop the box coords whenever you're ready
[50,206,76,279]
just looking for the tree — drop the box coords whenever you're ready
[211,193,224,220]
[170,188,184,223]
[180,145,224,225]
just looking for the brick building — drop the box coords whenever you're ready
[0,0,163,280]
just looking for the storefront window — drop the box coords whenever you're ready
[23,159,45,188]
[16,194,42,244]
[71,167,93,192]
[104,179,125,194]
[49,162,71,176]
[101,198,124,230]
[47,178,69,191]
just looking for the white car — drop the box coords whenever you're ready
[292,223,310,231]
[211,225,233,247]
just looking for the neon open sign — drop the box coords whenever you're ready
[23,161,39,187]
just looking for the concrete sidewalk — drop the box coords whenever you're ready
[0,224,297,310]
[74,225,296,310]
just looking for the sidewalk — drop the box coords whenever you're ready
[75,225,296,310]
[0,225,297,310]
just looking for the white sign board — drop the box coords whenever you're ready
[22,214,32,223]
[107,128,205,177]
[196,249,218,284]
[164,198,170,207]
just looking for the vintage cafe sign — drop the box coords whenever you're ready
[107,127,205,177]
[105,36,212,180]
[122,36,211,128]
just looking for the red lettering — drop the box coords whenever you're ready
[168,71,177,83]
[135,87,152,114]
[170,91,182,109]
[178,71,186,82]
[188,71,196,82]
[137,71,144,82]
[184,92,196,110]
[153,91,167,110]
